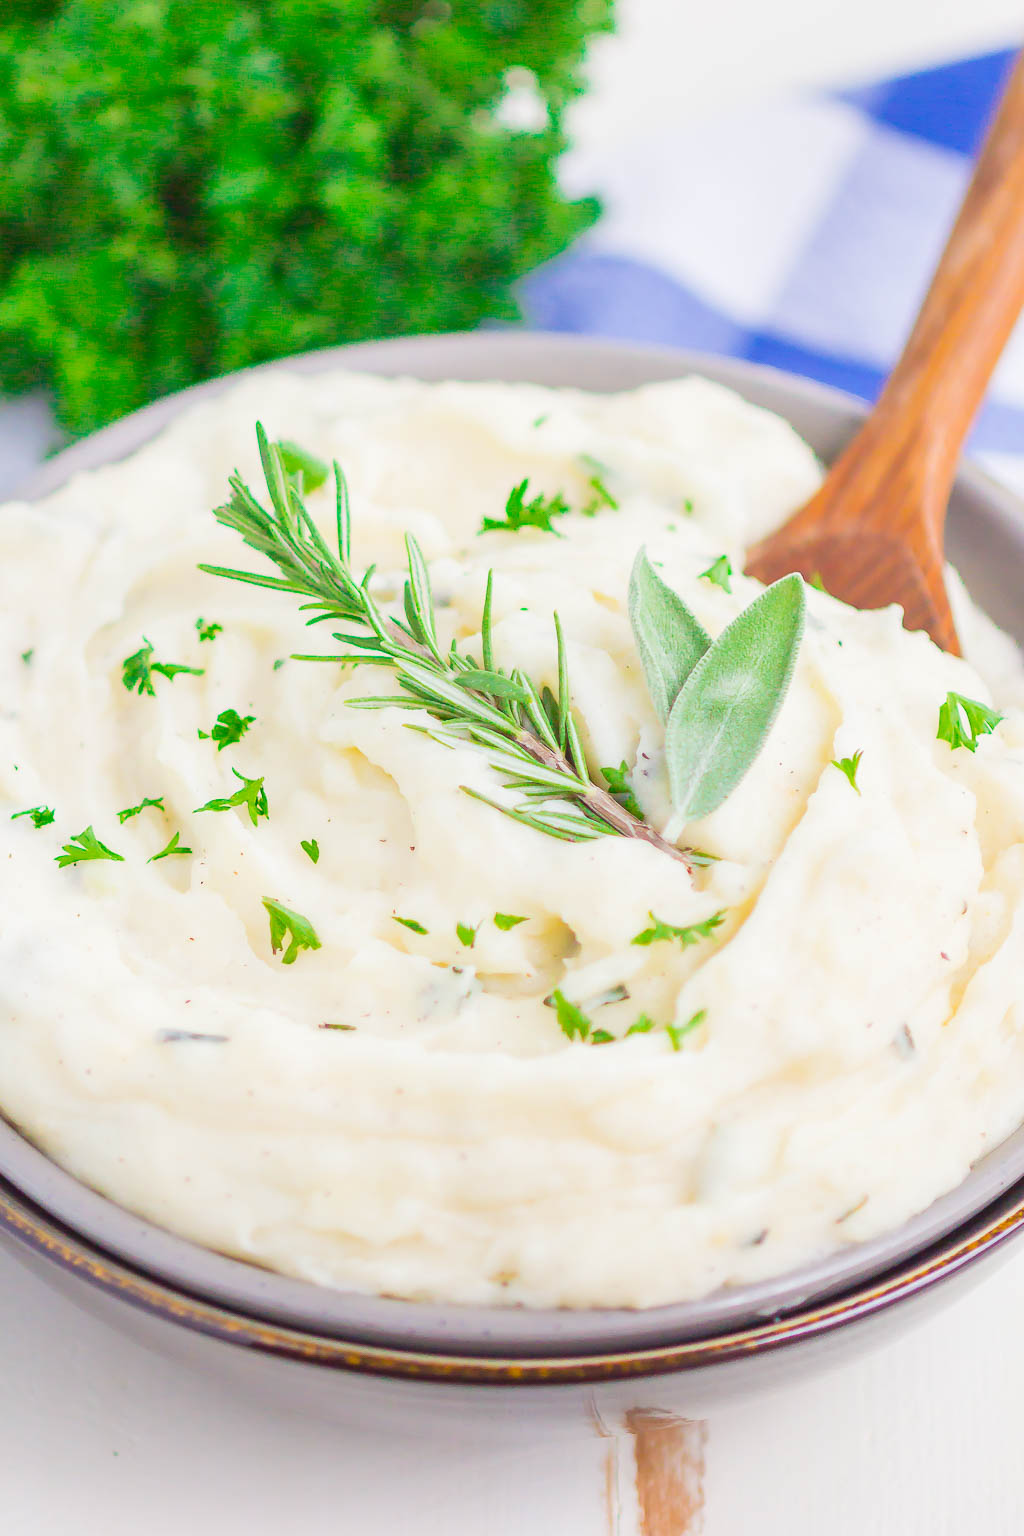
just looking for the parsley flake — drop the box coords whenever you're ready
[195,768,268,826]
[149,830,192,862]
[196,617,223,643]
[56,826,124,868]
[20,648,33,665]
[480,479,569,536]
[262,897,321,965]
[579,456,619,516]
[601,761,643,820]
[494,912,528,931]
[117,795,164,824]
[199,708,256,750]
[456,922,478,947]
[300,838,320,864]
[589,1028,616,1044]
[550,988,591,1041]
[937,692,1003,753]
[626,1014,658,1036]
[631,910,726,948]
[666,1009,707,1051]
[122,638,204,695]
[11,804,55,829]
[278,439,329,495]
[831,751,863,793]
[699,555,733,594]
[393,915,428,935]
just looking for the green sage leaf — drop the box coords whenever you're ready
[664,574,805,821]
[629,549,711,722]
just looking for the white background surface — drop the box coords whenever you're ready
[4,2,1024,1530]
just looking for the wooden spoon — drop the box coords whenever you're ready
[746,51,1024,654]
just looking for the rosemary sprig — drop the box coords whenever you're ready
[200,427,689,864]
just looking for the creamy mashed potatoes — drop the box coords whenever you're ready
[3,369,1024,1310]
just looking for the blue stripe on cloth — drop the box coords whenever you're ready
[521,252,746,355]
[745,333,1023,454]
[842,49,1013,156]
[520,253,1024,456]
[741,334,884,401]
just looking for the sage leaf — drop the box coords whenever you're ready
[664,574,805,821]
[629,549,711,721]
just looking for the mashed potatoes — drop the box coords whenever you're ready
[3,368,1024,1309]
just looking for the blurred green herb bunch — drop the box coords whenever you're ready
[0,0,613,435]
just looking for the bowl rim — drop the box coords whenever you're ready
[8,327,1024,1358]
[1,1166,1022,1385]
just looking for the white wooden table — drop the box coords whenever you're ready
[4,2,1024,1528]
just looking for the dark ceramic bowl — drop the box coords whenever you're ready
[5,332,1024,1412]
[1,1153,1022,1429]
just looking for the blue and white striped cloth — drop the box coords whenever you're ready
[523,48,1024,494]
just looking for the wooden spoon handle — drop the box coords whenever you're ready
[818,50,1024,536]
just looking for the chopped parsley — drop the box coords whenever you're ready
[480,478,569,535]
[122,638,204,696]
[393,915,428,935]
[494,912,528,931]
[831,751,863,793]
[698,555,732,594]
[195,768,268,826]
[456,922,478,948]
[272,658,288,672]
[937,692,1003,753]
[20,648,33,665]
[300,838,320,864]
[11,804,55,828]
[579,456,619,516]
[262,897,321,965]
[550,989,591,1041]
[546,997,679,1048]
[601,761,643,820]
[195,617,223,643]
[56,826,124,868]
[631,910,726,948]
[278,439,329,494]
[666,1009,707,1051]
[198,707,256,750]
[683,498,695,514]
[117,795,164,824]
[149,830,192,862]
